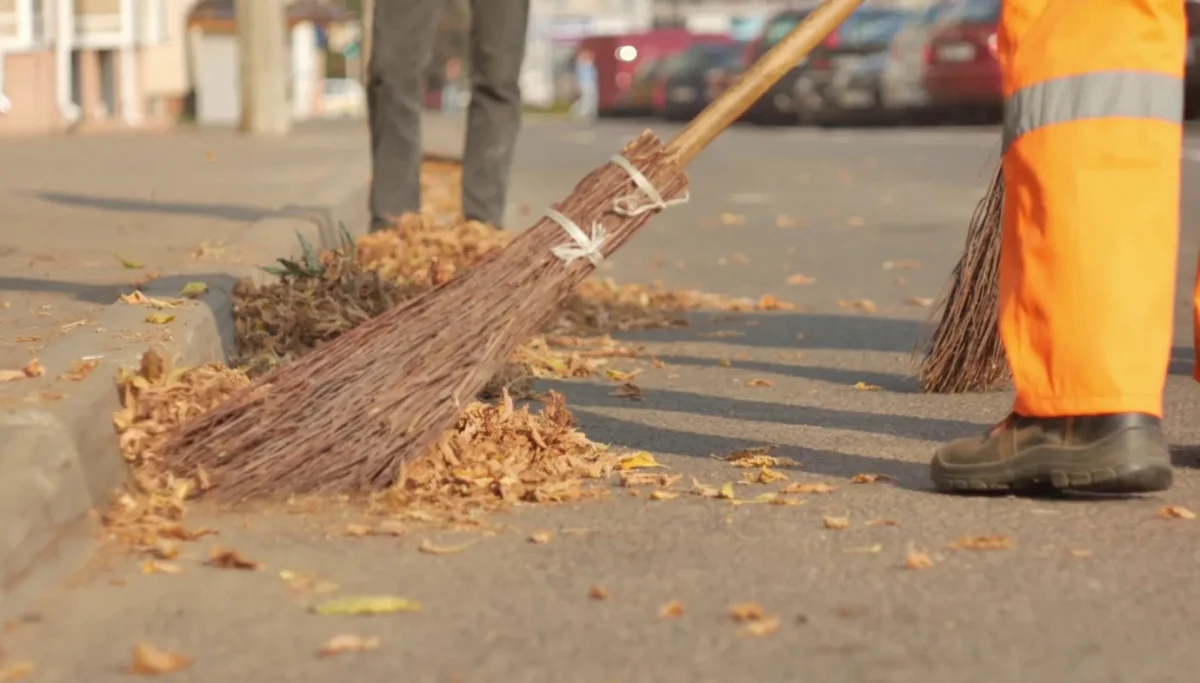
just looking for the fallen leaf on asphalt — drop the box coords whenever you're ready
[60,318,90,331]
[418,539,474,555]
[15,335,40,342]
[117,256,145,270]
[39,392,65,401]
[279,570,339,595]
[659,600,685,619]
[851,473,893,484]
[62,359,99,381]
[1158,505,1196,520]
[0,369,29,382]
[620,472,682,488]
[948,535,1013,550]
[823,516,850,530]
[718,358,733,367]
[905,296,934,307]
[728,602,766,622]
[739,616,781,638]
[205,547,261,570]
[619,452,665,470]
[720,445,789,468]
[838,298,878,314]
[610,382,644,400]
[140,560,183,575]
[129,642,192,675]
[719,212,746,226]
[904,551,934,569]
[1069,549,1093,558]
[0,662,34,681]
[867,518,899,527]
[145,312,175,325]
[649,490,679,501]
[529,531,553,544]
[692,479,721,497]
[588,585,609,600]
[843,544,883,554]
[732,252,751,264]
[699,329,745,338]
[744,378,775,388]
[179,282,209,298]
[749,465,788,484]
[785,273,816,285]
[717,482,736,500]
[845,216,865,227]
[344,523,372,537]
[780,482,835,494]
[853,381,881,391]
[775,214,803,228]
[22,359,44,377]
[605,368,643,382]
[312,596,421,615]
[756,294,796,310]
[319,634,380,657]
[882,260,920,271]
[152,542,179,559]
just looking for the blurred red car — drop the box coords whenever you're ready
[922,0,1002,121]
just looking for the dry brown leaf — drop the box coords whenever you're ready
[205,547,261,570]
[780,482,835,494]
[852,381,881,392]
[904,551,934,569]
[774,214,803,228]
[319,634,380,657]
[882,260,920,271]
[418,538,474,555]
[738,616,781,638]
[837,299,877,314]
[728,602,766,622]
[720,445,789,469]
[140,560,183,575]
[529,531,553,544]
[279,570,339,595]
[850,473,892,484]
[867,518,899,527]
[658,600,685,619]
[0,663,34,681]
[744,378,775,388]
[822,516,850,530]
[756,294,796,311]
[130,642,192,675]
[719,212,746,226]
[749,466,788,484]
[843,543,883,554]
[948,535,1013,551]
[344,523,372,537]
[610,382,644,400]
[650,490,679,501]
[1069,549,1093,558]
[786,273,816,285]
[0,369,28,382]
[22,359,43,377]
[588,585,609,600]
[1158,505,1197,520]
[905,296,935,307]
[62,358,99,381]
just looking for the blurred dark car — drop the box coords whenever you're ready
[879,0,962,123]
[821,52,896,125]
[1186,0,1200,118]
[617,56,668,117]
[739,6,820,124]
[791,6,917,126]
[922,0,1002,122]
[661,41,746,122]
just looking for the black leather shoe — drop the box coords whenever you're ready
[931,413,1173,494]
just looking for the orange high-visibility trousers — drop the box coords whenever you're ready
[999,0,1185,418]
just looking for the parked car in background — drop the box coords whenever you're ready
[616,56,668,116]
[793,5,918,126]
[821,52,896,125]
[661,41,746,122]
[880,0,961,123]
[739,6,819,124]
[922,0,1002,122]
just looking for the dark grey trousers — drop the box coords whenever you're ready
[367,0,530,229]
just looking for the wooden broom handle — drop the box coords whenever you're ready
[667,0,868,165]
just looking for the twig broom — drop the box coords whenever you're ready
[916,163,1008,393]
[162,0,872,501]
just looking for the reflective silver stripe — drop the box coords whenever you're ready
[1003,70,1183,153]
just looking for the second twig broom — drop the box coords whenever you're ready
[161,0,873,501]
[917,163,1008,394]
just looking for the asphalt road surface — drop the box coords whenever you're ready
[7,120,1200,683]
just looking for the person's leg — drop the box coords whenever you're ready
[931,0,1184,493]
[463,0,530,227]
[367,0,443,232]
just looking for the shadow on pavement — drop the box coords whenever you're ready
[0,276,123,305]
[33,191,268,222]
[569,406,932,490]
[652,354,919,393]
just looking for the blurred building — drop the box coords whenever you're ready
[0,0,174,135]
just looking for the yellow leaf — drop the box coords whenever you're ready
[319,634,380,657]
[418,538,474,555]
[619,451,665,470]
[1158,505,1196,520]
[117,255,145,269]
[129,642,192,674]
[649,490,678,501]
[850,473,892,484]
[179,282,209,298]
[853,381,881,392]
[785,273,816,285]
[717,482,736,500]
[141,560,183,575]
[529,531,553,544]
[755,466,788,484]
[904,551,934,569]
[947,535,1013,551]
[0,662,35,681]
[822,516,850,530]
[658,600,685,619]
[843,544,883,554]
[605,368,643,382]
[738,616,781,638]
[145,312,175,325]
[780,482,835,494]
[311,596,421,615]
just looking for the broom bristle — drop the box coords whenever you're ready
[917,165,1009,393]
[161,131,689,502]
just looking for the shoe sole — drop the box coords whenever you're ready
[931,432,1173,495]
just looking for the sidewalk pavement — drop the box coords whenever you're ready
[0,114,465,621]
